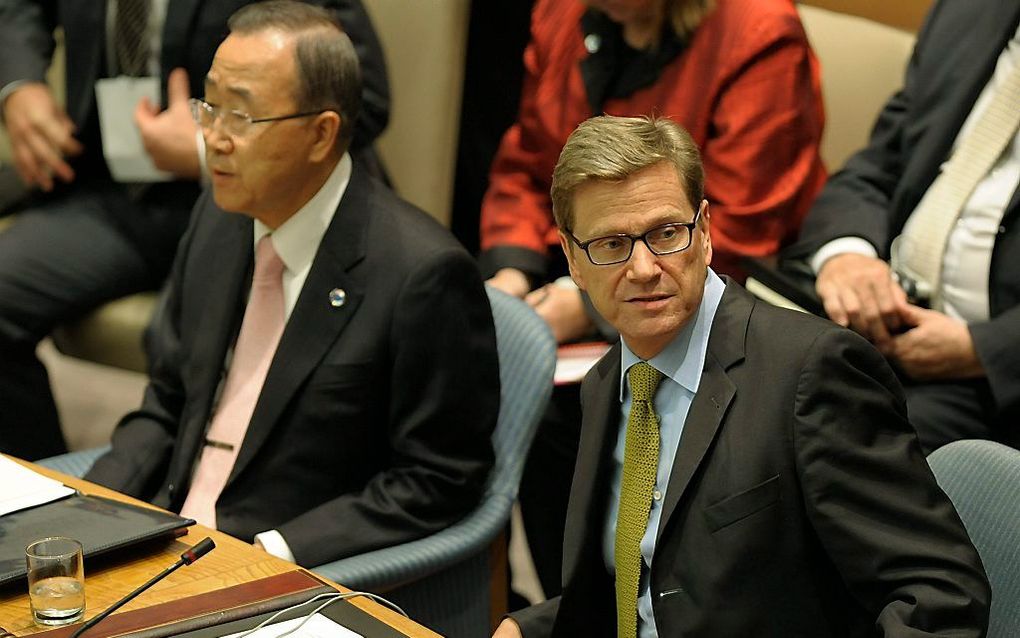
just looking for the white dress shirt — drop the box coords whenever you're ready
[812,23,1020,322]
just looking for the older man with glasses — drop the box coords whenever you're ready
[496,114,989,638]
[0,0,390,461]
[84,0,500,569]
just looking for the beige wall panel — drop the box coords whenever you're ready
[799,0,932,32]
[798,5,916,170]
[361,0,471,227]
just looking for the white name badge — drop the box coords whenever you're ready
[94,76,173,183]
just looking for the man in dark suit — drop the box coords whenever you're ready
[83,1,499,567]
[0,0,388,460]
[495,115,988,638]
[788,0,1020,452]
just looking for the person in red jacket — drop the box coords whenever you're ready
[481,0,826,344]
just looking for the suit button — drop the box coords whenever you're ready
[168,483,176,497]
[999,225,1007,234]
[653,490,663,501]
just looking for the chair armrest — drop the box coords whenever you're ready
[313,493,513,590]
[36,446,111,478]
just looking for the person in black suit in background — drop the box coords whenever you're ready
[83,0,500,567]
[788,0,1020,452]
[0,0,388,460]
[496,115,988,638]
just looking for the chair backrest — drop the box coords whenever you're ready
[360,0,470,227]
[484,287,556,502]
[311,288,555,637]
[928,439,1020,637]
[796,4,916,170]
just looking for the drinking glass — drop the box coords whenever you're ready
[26,537,85,626]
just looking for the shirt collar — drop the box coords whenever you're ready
[620,268,725,400]
[253,152,352,274]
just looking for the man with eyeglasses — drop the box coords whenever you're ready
[495,115,988,638]
[0,0,389,461]
[83,1,499,569]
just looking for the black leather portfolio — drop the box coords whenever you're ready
[743,255,825,316]
[0,494,193,586]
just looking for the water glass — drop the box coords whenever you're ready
[25,537,85,626]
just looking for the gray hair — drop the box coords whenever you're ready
[550,115,704,231]
[228,0,361,152]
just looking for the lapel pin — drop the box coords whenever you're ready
[328,288,347,308]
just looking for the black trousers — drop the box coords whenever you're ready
[905,378,1019,454]
[0,183,188,460]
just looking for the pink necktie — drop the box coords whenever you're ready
[180,235,286,528]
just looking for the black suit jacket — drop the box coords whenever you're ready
[0,0,388,254]
[86,162,500,568]
[513,281,989,637]
[789,0,1020,417]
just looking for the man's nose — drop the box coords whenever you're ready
[205,126,233,154]
[626,240,661,281]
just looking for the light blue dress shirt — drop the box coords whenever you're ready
[602,269,725,638]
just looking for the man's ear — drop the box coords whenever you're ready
[699,199,712,266]
[309,111,342,161]
[558,231,585,291]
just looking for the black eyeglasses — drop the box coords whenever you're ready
[189,98,329,137]
[566,208,701,266]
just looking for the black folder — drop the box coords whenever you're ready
[743,255,825,316]
[0,494,193,586]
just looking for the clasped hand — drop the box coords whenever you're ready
[487,268,593,343]
[2,68,200,191]
[816,253,983,380]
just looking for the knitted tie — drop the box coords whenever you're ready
[115,0,152,76]
[894,62,1020,309]
[180,236,286,528]
[615,362,664,638]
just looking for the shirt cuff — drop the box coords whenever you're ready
[809,237,879,275]
[254,530,296,563]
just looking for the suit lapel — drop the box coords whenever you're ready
[172,207,252,489]
[226,166,373,485]
[656,281,749,538]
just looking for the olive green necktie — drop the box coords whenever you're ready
[615,361,664,638]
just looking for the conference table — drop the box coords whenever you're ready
[0,459,440,638]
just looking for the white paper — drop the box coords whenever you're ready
[221,613,364,638]
[94,76,174,183]
[0,455,75,516]
[555,342,611,385]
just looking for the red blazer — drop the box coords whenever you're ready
[479,0,826,279]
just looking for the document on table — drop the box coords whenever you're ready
[221,613,363,638]
[0,455,75,516]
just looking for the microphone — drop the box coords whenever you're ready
[69,537,216,638]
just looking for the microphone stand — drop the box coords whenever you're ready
[69,537,216,638]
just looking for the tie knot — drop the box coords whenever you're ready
[254,235,285,282]
[628,362,663,403]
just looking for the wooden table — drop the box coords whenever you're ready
[0,461,439,638]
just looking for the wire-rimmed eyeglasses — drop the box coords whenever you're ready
[565,208,702,266]
[188,98,329,137]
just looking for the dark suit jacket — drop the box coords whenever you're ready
[789,0,1020,418]
[85,162,500,568]
[0,0,388,256]
[513,281,989,637]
